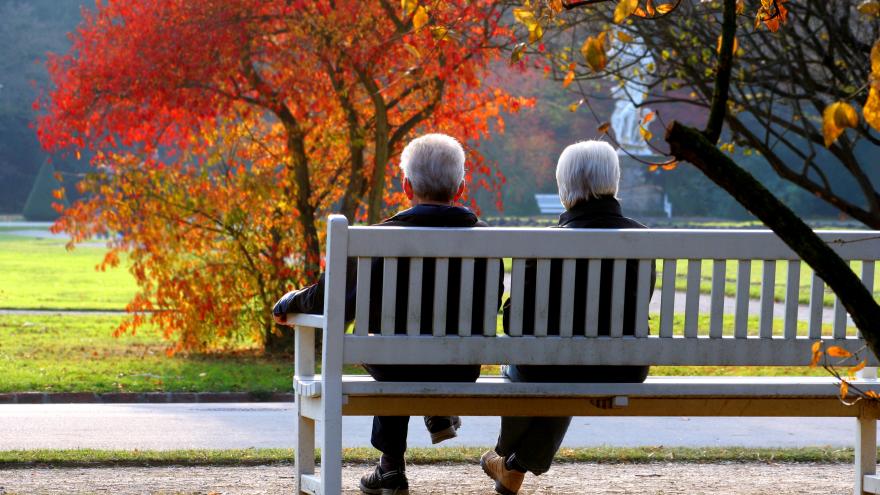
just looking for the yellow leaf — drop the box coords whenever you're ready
[656,2,675,14]
[867,390,880,399]
[413,6,429,31]
[661,161,678,171]
[865,86,880,132]
[736,0,745,13]
[562,70,575,88]
[430,26,449,41]
[580,32,608,72]
[645,0,656,16]
[872,40,880,77]
[647,164,659,172]
[509,43,527,64]
[513,8,543,44]
[857,0,880,16]
[639,125,653,141]
[614,0,639,23]
[401,0,418,16]
[75,150,81,160]
[642,111,655,126]
[617,31,634,43]
[852,360,867,373]
[823,102,859,147]
[826,345,853,358]
[597,122,611,134]
[840,381,850,399]
[549,0,565,13]
[403,43,420,58]
[810,341,823,368]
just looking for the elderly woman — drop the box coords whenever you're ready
[480,140,655,495]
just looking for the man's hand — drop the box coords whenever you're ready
[272,289,302,325]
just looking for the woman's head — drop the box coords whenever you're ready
[555,140,620,210]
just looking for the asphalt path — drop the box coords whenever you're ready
[0,404,860,450]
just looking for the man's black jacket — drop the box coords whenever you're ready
[274,204,504,335]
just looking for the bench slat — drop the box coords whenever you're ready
[784,260,800,340]
[610,259,627,338]
[635,259,651,337]
[484,258,501,337]
[833,261,850,338]
[342,335,876,366]
[433,258,449,336]
[355,258,371,336]
[585,259,601,337]
[659,259,676,338]
[458,258,475,336]
[709,260,726,339]
[381,258,397,335]
[559,259,576,337]
[534,259,551,337]
[809,272,824,339]
[407,258,423,336]
[346,228,880,260]
[509,259,526,337]
[734,260,751,339]
[759,260,776,339]
[684,259,701,338]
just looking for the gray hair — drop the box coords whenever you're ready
[555,140,620,209]
[399,133,466,202]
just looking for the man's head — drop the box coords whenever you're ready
[400,133,466,205]
[555,140,620,210]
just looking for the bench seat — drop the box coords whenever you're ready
[293,375,880,418]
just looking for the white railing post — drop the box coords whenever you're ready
[856,366,878,495]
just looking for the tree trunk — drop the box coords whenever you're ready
[666,121,880,357]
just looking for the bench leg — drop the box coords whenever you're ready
[856,414,878,495]
[295,396,316,494]
[320,399,343,495]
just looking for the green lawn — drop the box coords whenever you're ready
[0,446,859,467]
[0,233,136,310]
[0,314,296,393]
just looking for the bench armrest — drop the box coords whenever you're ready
[279,313,325,329]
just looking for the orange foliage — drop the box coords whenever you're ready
[37,0,525,351]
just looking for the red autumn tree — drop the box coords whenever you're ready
[38,0,526,351]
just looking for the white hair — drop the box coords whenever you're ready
[399,133,466,201]
[555,140,620,209]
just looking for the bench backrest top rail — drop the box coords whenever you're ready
[346,226,880,260]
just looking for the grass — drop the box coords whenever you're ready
[0,314,297,393]
[0,233,136,310]
[0,446,860,468]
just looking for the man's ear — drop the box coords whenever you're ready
[403,177,414,200]
[453,180,465,201]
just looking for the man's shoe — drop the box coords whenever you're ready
[359,464,409,495]
[425,415,461,444]
[480,450,524,495]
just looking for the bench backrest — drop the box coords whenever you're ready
[320,215,880,368]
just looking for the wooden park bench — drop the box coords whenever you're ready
[281,214,880,495]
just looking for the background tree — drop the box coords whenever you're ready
[506,0,880,354]
[38,0,524,352]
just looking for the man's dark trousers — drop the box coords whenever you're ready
[364,364,481,458]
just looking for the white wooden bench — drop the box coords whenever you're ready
[282,214,880,495]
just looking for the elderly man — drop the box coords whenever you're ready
[480,140,655,495]
[274,133,502,495]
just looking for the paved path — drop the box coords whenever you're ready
[0,404,862,450]
[0,463,855,494]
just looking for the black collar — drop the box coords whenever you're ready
[558,196,623,226]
